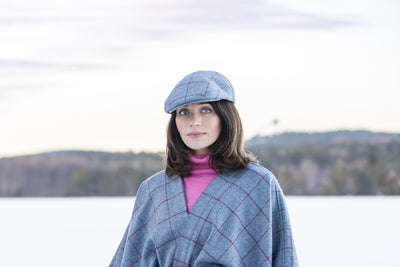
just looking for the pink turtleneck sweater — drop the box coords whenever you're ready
[183,154,218,213]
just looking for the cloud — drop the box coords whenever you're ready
[132,0,363,33]
[0,59,111,71]
[0,0,363,40]
[0,0,364,96]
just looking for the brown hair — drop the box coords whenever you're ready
[165,100,257,177]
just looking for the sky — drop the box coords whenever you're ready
[0,0,399,157]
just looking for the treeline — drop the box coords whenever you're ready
[1,131,399,196]
[247,141,400,195]
[0,151,163,197]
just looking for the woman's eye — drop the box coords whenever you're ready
[177,109,189,116]
[201,107,212,114]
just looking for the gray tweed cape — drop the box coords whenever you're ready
[110,162,298,267]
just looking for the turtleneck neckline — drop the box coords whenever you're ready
[189,154,210,166]
[184,154,218,213]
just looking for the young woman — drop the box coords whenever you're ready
[110,71,298,266]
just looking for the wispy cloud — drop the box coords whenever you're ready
[0,0,364,96]
[0,59,110,71]
[0,0,363,37]
[0,0,364,62]
[136,0,363,31]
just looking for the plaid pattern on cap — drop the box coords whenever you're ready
[164,70,235,113]
[110,163,298,266]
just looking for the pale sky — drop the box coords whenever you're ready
[0,0,399,157]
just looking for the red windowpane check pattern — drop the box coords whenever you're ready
[110,164,297,267]
[166,72,218,109]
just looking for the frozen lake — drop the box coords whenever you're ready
[0,196,399,266]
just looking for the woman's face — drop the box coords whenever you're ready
[175,102,221,155]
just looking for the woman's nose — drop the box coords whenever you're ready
[189,114,201,127]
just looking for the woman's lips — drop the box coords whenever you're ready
[187,132,206,138]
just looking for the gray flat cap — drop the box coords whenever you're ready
[164,70,235,114]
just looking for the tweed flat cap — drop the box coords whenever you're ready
[164,70,235,114]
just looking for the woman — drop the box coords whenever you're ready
[110,71,298,266]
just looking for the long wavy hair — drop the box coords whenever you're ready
[165,100,257,177]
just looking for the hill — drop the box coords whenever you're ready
[246,130,400,195]
[0,150,163,196]
[1,130,399,196]
[246,130,400,146]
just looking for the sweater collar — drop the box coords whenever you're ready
[188,154,210,170]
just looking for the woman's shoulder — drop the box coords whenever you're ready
[138,169,181,191]
[141,169,168,186]
[135,170,168,199]
[245,162,275,179]
[230,162,279,189]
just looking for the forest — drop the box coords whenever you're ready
[1,130,399,196]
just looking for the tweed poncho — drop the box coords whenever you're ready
[110,162,298,266]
